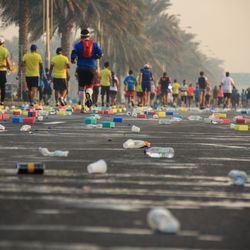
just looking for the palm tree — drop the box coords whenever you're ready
[0,0,31,98]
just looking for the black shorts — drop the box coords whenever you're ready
[101,86,110,95]
[142,82,151,93]
[77,68,95,87]
[181,96,187,102]
[26,77,39,90]
[224,93,231,98]
[0,71,7,85]
[137,92,143,98]
[53,78,67,91]
[110,90,117,97]
[161,89,169,95]
[173,94,178,98]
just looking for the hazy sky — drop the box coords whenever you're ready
[169,0,250,73]
[1,0,250,73]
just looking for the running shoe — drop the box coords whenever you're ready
[59,97,65,106]
[80,105,87,113]
[85,93,92,108]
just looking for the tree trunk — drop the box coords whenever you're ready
[18,0,29,100]
[60,21,73,59]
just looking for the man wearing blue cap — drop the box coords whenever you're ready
[71,29,102,112]
[22,44,43,106]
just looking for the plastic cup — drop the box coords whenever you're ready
[87,159,107,174]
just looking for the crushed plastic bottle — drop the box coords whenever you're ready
[49,110,56,115]
[123,139,151,149]
[86,124,103,129]
[0,124,6,131]
[131,125,140,133]
[20,125,31,132]
[145,147,174,158]
[228,170,248,186]
[37,116,44,121]
[147,207,180,233]
[87,159,107,174]
[39,147,69,157]
[171,116,182,122]
[159,119,172,125]
[188,115,203,121]
[230,123,236,129]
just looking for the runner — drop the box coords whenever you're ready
[205,85,212,108]
[212,85,218,107]
[136,71,143,106]
[180,80,188,107]
[71,28,102,112]
[217,85,223,107]
[221,72,235,109]
[124,70,136,107]
[172,79,180,107]
[198,71,209,109]
[158,72,170,107]
[110,71,119,106]
[22,44,43,106]
[50,47,70,106]
[0,37,12,106]
[194,84,200,107]
[100,61,112,107]
[43,68,52,105]
[246,87,250,108]
[141,64,153,106]
[187,83,195,108]
[240,89,247,108]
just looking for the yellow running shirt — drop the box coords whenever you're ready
[51,54,69,79]
[0,45,9,71]
[22,52,42,77]
[172,82,180,95]
[100,68,111,87]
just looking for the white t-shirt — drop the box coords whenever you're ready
[221,76,234,93]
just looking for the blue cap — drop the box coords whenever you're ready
[30,44,37,51]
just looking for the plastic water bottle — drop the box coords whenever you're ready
[188,115,202,121]
[159,119,171,125]
[147,207,180,233]
[123,139,150,149]
[0,124,6,131]
[20,125,31,132]
[86,124,103,129]
[228,170,248,186]
[131,125,140,133]
[87,159,107,174]
[39,147,69,157]
[145,147,174,158]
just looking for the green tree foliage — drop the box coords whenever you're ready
[0,0,224,85]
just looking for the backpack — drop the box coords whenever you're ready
[81,40,94,58]
[198,76,206,89]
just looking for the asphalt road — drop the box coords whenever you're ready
[0,108,250,250]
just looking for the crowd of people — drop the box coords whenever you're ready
[1,30,250,111]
